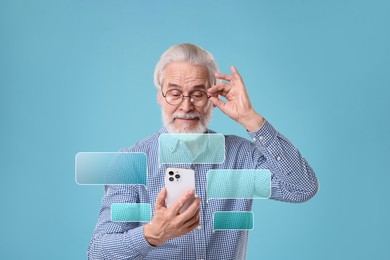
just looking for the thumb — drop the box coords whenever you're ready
[209,96,226,111]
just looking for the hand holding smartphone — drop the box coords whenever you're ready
[144,168,199,246]
[164,167,196,213]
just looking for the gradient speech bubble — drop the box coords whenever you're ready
[111,203,151,222]
[75,152,147,185]
[213,211,254,231]
[207,169,271,201]
[159,133,225,164]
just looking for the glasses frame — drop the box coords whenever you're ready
[161,88,210,107]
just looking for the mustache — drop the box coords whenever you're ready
[173,112,201,120]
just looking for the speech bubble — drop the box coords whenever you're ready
[158,133,225,164]
[207,169,271,200]
[111,203,151,222]
[75,152,147,185]
[213,211,254,231]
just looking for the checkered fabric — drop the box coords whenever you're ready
[88,121,318,260]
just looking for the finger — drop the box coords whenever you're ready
[208,89,225,97]
[215,72,233,82]
[171,188,195,215]
[209,96,226,111]
[208,83,232,95]
[230,65,242,80]
[184,210,201,230]
[155,187,167,210]
[178,213,201,236]
[182,204,200,222]
[188,215,201,230]
[178,197,200,222]
[182,206,200,227]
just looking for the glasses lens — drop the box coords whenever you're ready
[165,89,183,105]
[191,90,208,106]
[164,89,209,106]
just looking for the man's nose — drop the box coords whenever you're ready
[180,96,194,112]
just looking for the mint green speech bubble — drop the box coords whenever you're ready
[207,169,271,200]
[111,203,151,222]
[213,211,254,231]
[159,133,225,164]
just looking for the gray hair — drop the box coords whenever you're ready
[154,43,219,89]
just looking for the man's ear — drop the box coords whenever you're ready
[157,91,163,105]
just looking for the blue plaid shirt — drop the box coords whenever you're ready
[88,121,318,260]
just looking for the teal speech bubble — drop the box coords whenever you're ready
[75,152,147,185]
[111,203,151,222]
[207,169,271,200]
[213,211,254,231]
[159,133,225,164]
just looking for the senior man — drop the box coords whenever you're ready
[88,43,318,260]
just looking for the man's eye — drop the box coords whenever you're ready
[192,91,205,98]
[169,90,182,97]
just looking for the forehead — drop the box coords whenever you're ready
[163,62,210,87]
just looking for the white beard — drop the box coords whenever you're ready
[161,104,213,134]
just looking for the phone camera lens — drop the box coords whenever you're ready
[169,177,174,182]
[169,171,174,175]
[175,174,180,179]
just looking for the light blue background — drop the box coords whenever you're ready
[1,0,389,259]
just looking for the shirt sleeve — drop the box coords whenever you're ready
[87,185,155,260]
[248,121,319,203]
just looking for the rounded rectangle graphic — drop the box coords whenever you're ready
[207,169,271,200]
[159,133,225,164]
[213,211,254,231]
[75,152,147,185]
[111,203,151,222]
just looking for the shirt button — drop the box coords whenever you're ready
[259,135,264,141]
[276,155,281,161]
[252,137,256,141]
[197,225,202,230]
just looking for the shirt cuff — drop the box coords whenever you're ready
[124,225,155,256]
[247,120,277,147]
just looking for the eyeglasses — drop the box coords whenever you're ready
[161,88,210,106]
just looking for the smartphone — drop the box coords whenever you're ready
[165,167,196,213]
